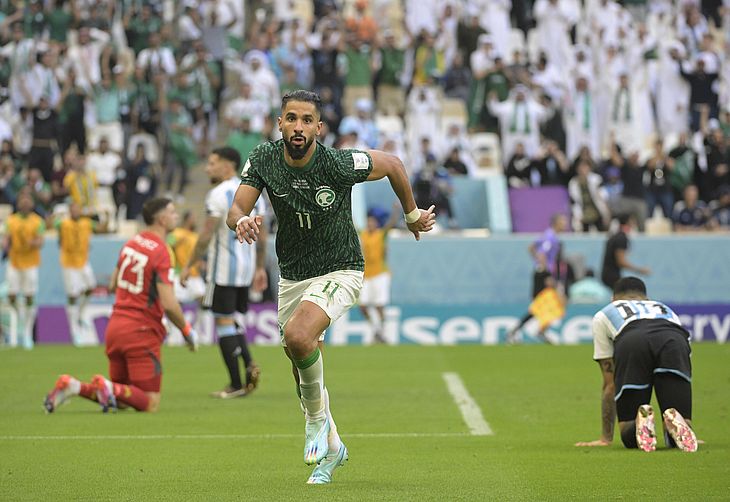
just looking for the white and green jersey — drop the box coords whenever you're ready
[240,139,374,281]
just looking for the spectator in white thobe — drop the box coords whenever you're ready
[240,50,280,115]
[477,0,512,60]
[656,41,690,137]
[65,26,110,92]
[406,86,441,167]
[489,85,549,162]
[565,76,601,161]
[533,0,577,72]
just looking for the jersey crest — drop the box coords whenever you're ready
[315,187,335,207]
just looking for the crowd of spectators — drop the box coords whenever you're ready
[0,0,727,234]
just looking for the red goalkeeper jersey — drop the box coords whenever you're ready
[110,231,173,337]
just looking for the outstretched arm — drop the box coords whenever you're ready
[366,149,435,241]
[575,358,616,447]
[226,183,263,244]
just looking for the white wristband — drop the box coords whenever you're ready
[404,208,420,224]
[235,215,250,227]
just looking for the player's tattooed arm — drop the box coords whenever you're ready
[598,358,616,444]
[575,358,616,447]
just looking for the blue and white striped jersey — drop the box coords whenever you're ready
[592,300,683,360]
[205,176,267,287]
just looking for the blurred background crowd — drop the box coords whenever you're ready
[0,0,729,233]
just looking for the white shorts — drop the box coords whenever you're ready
[360,272,391,307]
[278,269,364,345]
[62,264,97,298]
[174,275,206,303]
[6,265,39,297]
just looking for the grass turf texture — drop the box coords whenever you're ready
[1,344,729,501]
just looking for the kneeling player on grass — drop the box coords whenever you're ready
[44,198,199,413]
[575,277,698,452]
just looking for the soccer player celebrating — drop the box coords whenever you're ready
[55,202,108,345]
[181,146,267,399]
[2,192,45,349]
[227,90,435,484]
[575,277,698,452]
[44,198,199,413]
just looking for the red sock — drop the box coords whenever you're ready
[112,383,150,411]
[79,382,97,401]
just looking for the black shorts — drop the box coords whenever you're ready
[203,284,249,315]
[613,319,692,421]
[532,270,552,298]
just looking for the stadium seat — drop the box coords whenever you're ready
[441,98,468,125]
[441,117,466,138]
[87,122,124,153]
[127,133,160,163]
[645,209,673,235]
[375,114,404,136]
[469,132,502,170]
[116,220,139,238]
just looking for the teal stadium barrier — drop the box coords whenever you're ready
[0,231,728,344]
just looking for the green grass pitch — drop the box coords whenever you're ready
[1,343,729,501]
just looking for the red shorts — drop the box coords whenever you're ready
[105,315,164,393]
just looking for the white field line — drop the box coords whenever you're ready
[0,432,470,441]
[442,372,494,436]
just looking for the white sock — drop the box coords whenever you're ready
[323,387,342,453]
[78,294,90,319]
[67,304,80,341]
[24,305,37,343]
[7,304,19,346]
[68,377,81,395]
[17,304,27,345]
[373,309,384,333]
[297,349,326,421]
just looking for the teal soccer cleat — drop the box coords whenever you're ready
[303,418,330,465]
[307,442,348,485]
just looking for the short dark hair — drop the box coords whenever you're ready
[142,197,172,225]
[211,146,241,170]
[281,90,322,117]
[613,276,647,296]
[617,214,632,225]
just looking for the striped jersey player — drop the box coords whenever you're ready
[226,90,436,484]
[576,277,697,453]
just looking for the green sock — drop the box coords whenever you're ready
[293,347,320,370]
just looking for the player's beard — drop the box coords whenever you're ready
[209,176,221,185]
[283,134,314,160]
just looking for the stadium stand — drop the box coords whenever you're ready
[0,0,728,255]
